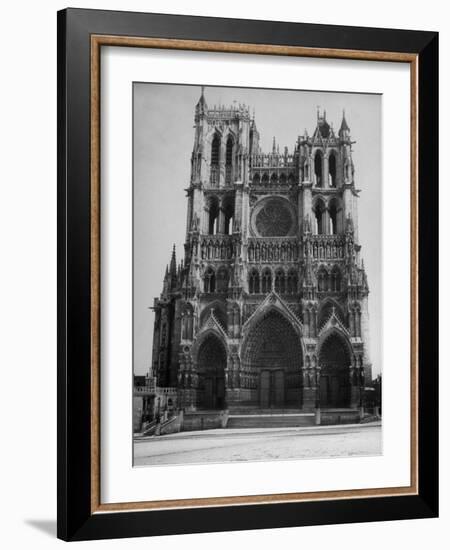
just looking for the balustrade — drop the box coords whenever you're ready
[250,153,295,168]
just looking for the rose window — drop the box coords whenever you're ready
[254,200,293,237]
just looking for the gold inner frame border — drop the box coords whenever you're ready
[90,34,419,514]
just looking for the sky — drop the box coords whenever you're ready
[133,83,382,377]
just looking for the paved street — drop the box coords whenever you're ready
[134,423,381,466]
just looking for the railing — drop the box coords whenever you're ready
[250,153,295,168]
[134,385,178,397]
[207,106,250,120]
[134,384,156,395]
[156,387,178,396]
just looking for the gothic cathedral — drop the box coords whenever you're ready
[151,88,371,413]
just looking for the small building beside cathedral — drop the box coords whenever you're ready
[149,88,372,420]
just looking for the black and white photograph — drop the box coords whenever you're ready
[0,0,442,546]
[132,83,382,466]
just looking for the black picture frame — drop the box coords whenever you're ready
[57,7,438,541]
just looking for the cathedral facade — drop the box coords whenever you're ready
[150,88,371,413]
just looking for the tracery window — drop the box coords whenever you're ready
[254,199,293,237]
[275,269,286,294]
[216,266,229,293]
[204,267,216,293]
[287,270,298,294]
[318,268,329,291]
[210,134,220,184]
[331,267,342,291]
[249,270,260,294]
[261,269,272,293]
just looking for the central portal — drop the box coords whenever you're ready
[243,309,302,408]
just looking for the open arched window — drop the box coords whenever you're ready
[328,198,340,235]
[225,136,233,184]
[207,196,219,235]
[261,173,269,185]
[314,151,323,187]
[204,267,216,293]
[261,269,272,293]
[216,266,229,293]
[313,199,326,235]
[249,269,260,294]
[252,173,260,185]
[329,151,337,187]
[223,197,234,235]
[210,134,220,184]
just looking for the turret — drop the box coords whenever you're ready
[194,85,208,121]
[169,244,177,290]
[339,110,351,141]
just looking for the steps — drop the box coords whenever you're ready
[226,412,315,429]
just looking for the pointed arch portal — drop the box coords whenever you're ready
[242,310,303,408]
[318,333,351,408]
[197,334,226,409]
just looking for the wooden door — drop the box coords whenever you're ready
[320,375,329,406]
[330,376,340,407]
[273,370,285,406]
[216,376,225,409]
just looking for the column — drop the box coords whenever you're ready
[218,206,225,234]
[304,309,310,338]
[234,183,243,231]
[324,209,330,235]
[323,154,329,188]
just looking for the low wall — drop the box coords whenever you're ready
[182,410,229,432]
[320,410,361,425]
